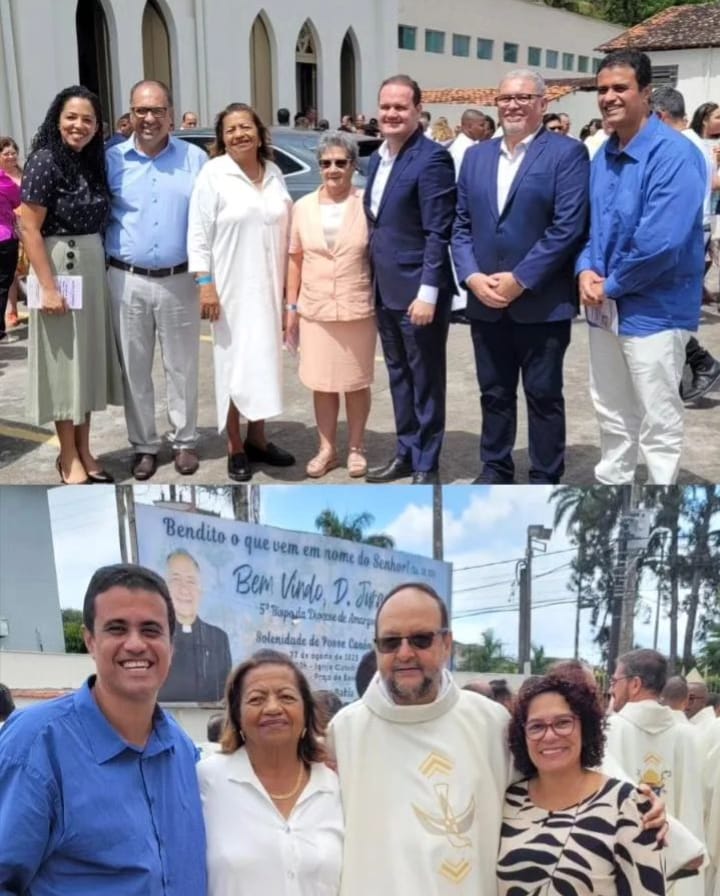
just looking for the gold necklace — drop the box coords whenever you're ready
[267,763,305,800]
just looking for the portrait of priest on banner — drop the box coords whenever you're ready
[159,549,233,702]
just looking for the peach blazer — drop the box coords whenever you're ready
[289,186,374,322]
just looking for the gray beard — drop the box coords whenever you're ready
[388,673,435,704]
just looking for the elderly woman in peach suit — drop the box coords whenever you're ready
[286,131,376,479]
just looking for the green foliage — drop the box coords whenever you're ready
[458,629,515,672]
[61,608,87,654]
[314,509,395,548]
[543,0,706,26]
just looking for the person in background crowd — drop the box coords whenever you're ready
[197,712,225,759]
[452,68,588,484]
[104,112,132,148]
[277,107,291,126]
[339,114,356,132]
[314,689,344,725]
[305,107,318,127]
[364,117,380,137]
[198,649,343,896]
[354,650,376,697]
[21,85,123,484]
[181,111,198,129]
[578,50,705,485]
[364,75,456,485]
[449,109,489,177]
[106,79,206,481]
[462,678,495,699]
[430,116,454,143]
[484,114,497,137]
[295,114,310,129]
[354,113,367,132]
[317,118,330,131]
[286,131,376,479]
[0,142,21,345]
[489,678,515,712]
[0,563,207,894]
[500,666,665,896]
[558,111,572,135]
[159,548,232,703]
[651,86,720,406]
[542,112,564,132]
[188,102,294,483]
[0,684,14,728]
[660,675,691,724]
[419,110,431,132]
[0,137,23,332]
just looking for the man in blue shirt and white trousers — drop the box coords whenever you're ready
[0,564,207,895]
[577,49,705,485]
[106,80,206,482]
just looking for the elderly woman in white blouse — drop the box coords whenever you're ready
[188,103,294,482]
[197,649,343,896]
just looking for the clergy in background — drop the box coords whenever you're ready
[160,549,232,702]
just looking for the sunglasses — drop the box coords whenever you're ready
[375,629,448,654]
[319,158,351,169]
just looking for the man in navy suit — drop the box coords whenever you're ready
[452,69,589,483]
[363,75,456,484]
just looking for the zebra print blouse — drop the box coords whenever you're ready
[497,777,665,896]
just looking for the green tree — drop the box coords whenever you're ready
[61,608,87,654]
[458,629,514,672]
[314,510,395,548]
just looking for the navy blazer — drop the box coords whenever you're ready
[451,129,589,323]
[364,128,456,311]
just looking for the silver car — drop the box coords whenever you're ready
[176,126,381,201]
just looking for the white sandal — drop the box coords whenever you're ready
[347,446,367,478]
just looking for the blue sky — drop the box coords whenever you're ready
[47,484,686,663]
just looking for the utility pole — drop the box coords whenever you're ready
[518,524,552,674]
[432,485,443,561]
[573,541,584,659]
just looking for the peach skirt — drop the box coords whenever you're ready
[298,315,377,393]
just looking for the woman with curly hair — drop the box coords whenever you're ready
[21,85,122,483]
[188,103,294,482]
[197,649,343,895]
[498,664,665,896]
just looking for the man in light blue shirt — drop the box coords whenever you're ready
[106,79,206,481]
[577,50,705,485]
[0,563,207,895]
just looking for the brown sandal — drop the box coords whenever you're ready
[306,448,340,478]
[347,447,367,478]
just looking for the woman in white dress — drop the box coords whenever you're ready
[188,103,294,481]
[197,649,343,896]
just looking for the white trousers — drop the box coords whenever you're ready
[588,326,690,485]
[108,267,200,453]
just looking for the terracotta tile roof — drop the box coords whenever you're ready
[422,78,596,106]
[598,3,720,52]
[12,688,72,700]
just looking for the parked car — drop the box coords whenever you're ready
[176,126,381,201]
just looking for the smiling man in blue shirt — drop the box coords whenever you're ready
[106,80,206,482]
[577,49,705,485]
[0,564,207,895]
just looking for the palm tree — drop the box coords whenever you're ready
[458,629,513,672]
[681,486,720,669]
[314,509,395,548]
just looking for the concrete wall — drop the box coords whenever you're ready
[647,47,720,121]
[0,488,64,654]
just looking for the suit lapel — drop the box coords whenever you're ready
[500,129,548,218]
[376,129,423,220]
[487,141,502,223]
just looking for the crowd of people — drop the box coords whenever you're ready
[1,48,718,485]
[5,563,720,895]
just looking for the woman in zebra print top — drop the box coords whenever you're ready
[497,667,665,896]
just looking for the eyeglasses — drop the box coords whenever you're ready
[319,158,351,169]
[496,93,544,107]
[375,629,448,654]
[525,714,577,740]
[610,674,634,686]
[131,106,169,118]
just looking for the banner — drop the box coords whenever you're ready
[135,504,452,703]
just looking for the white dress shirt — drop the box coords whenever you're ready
[496,127,541,214]
[449,131,475,178]
[369,137,438,305]
[198,749,343,896]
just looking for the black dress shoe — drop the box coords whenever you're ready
[412,470,439,484]
[132,453,157,481]
[365,457,413,483]
[228,452,252,482]
[681,360,720,404]
[174,448,199,475]
[244,441,295,466]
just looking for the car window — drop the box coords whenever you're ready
[271,148,308,176]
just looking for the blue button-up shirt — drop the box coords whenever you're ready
[576,114,705,336]
[0,677,207,895]
[106,135,206,268]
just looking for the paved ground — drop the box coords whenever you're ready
[1,300,719,486]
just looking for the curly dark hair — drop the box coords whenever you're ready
[508,664,606,777]
[29,85,108,194]
[210,103,273,163]
[221,649,325,764]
